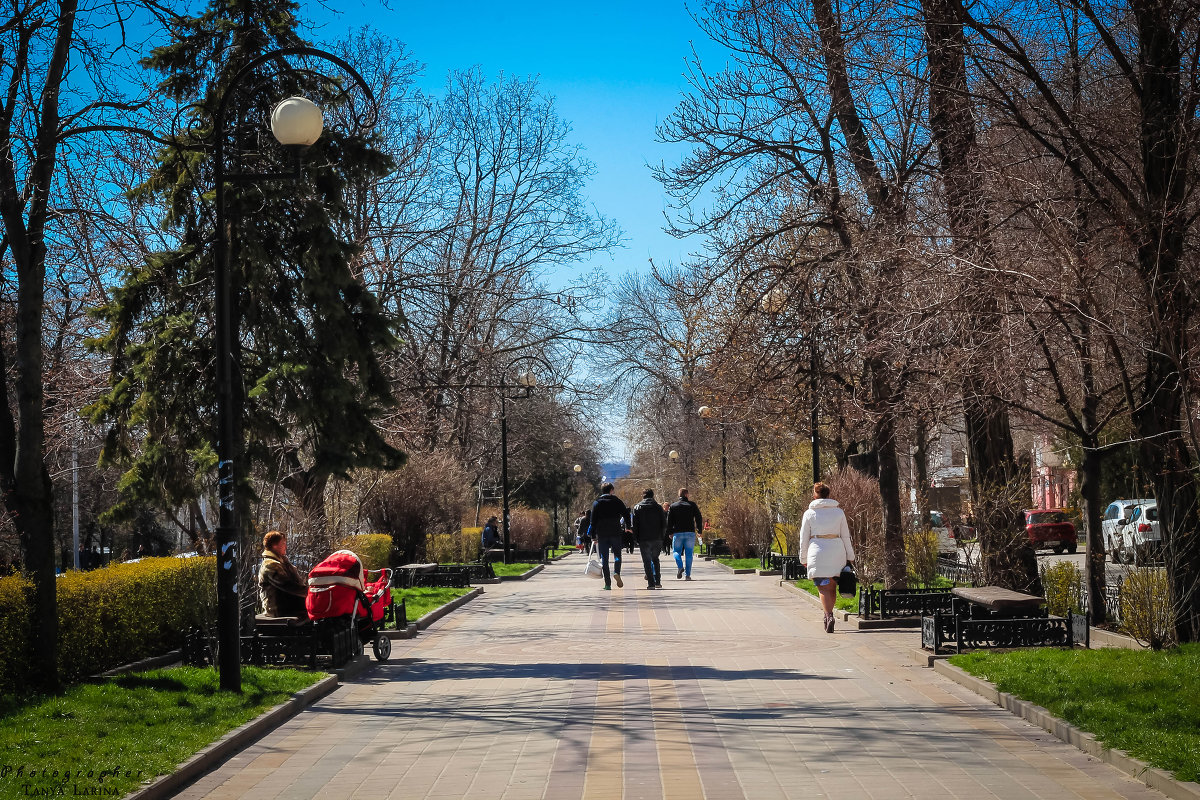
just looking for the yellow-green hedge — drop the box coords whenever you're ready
[336,533,393,570]
[0,557,216,692]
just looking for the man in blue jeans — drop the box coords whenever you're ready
[666,488,704,580]
[587,483,630,590]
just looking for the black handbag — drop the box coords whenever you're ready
[837,564,857,598]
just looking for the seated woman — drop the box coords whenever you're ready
[258,531,308,618]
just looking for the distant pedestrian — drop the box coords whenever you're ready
[632,488,666,589]
[587,483,628,590]
[576,510,593,553]
[482,516,501,551]
[667,488,703,580]
[799,482,855,633]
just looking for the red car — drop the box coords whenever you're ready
[1024,509,1078,554]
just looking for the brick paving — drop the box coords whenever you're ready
[175,555,1167,800]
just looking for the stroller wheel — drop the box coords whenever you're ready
[372,634,392,662]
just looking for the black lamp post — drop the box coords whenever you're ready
[698,405,728,490]
[499,370,537,564]
[212,47,375,692]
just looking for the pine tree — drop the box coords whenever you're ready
[87,0,403,553]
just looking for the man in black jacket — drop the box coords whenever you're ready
[587,483,629,589]
[666,488,704,580]
[632,488,666,589]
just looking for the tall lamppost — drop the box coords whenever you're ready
[499,371,537,564]
[212,47,375,692]
[698,405,727,490]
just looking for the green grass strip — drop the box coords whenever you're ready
[793,579,858,612]
[716,558,762,570]
[392,586,473,621]
[0,666,321,800]
[490,562,538,577]
[951,645,1200,782]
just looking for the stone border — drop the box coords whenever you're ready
[1090,626,1148,650]
[714,561,757,574]
[415,587,484,630]
[125,674,339,800]
[92,649,182,679]
[757,569,781,576]
[499,564,545,581]
[933,659,1200,800]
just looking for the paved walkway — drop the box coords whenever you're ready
[177,556,1166,800]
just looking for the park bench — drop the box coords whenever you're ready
[769,553,807,581]
[921,585,1089,653]
[481,546,552,564]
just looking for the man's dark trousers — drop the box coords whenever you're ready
[597,536,623,586]
[639,539,661,587]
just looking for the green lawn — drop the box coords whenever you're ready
[794,579,858,612]
[0,666,321,800]
[392,586,473,621]
[952,645,1200,782]
[546,547,575,558]
[491,562,538,577]
[717,558,762,570]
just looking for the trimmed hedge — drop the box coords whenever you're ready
[336,533,393,570]
[0,557,216,693]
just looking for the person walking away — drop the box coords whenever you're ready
[587,483,628,590]
[577,509,593,554]
[258,531,308,618]
[667,488,703,580]
[632,488,666,588]
[799,482,855,633]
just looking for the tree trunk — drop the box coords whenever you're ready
[876,404,906,588]
[922,0,1036,593]
[1128,0,1200,643]
[914,418,931,530]
[1078,434,1106,624]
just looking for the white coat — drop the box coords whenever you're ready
[799,498,855,579]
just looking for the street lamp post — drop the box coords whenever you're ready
[698,405,727,490]
[499,371,537,564]
[212,47,375,692]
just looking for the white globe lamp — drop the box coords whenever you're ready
[271,97,324,146]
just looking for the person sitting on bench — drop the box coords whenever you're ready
[258,531,308,618]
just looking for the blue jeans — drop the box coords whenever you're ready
[672,532,696,577]
[598,536,622,586]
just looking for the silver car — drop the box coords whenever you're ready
[1101,498,1153,563]
[1113,502,1161,565]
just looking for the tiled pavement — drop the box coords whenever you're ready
[175,555,1167,800]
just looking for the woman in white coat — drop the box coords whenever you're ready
[799,482,855,633]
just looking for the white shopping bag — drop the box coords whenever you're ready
[584,542,604,579]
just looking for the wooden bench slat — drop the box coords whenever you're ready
[952,585,1044,611]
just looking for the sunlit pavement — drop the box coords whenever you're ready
[175,554,1165,799]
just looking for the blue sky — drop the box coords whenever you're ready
[310,0,723,281]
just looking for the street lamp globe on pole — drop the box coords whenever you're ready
[211,47,376,693]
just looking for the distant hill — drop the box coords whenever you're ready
[601,462,630,481]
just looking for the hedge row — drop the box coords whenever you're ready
[0,557,216,693]
[336,533,393,571]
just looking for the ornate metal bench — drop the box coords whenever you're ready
[182,617,358,670]
[921,586,1090,653]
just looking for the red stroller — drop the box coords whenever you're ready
[305,550,396,662]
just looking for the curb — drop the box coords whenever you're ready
[125,674,339,800]
[757,569,781,576]
[714,561,756,574]
[500,564,545,581]
[933,660,1200,800]
[779,580,855,622]
[92,649,183,680]
[416,587,484,630]
[385,623,419,640]
[1090,627,1148,650]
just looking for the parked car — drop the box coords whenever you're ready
[1102,498,1154,562]
[1023,509,1077,554]
[1111,502,1160,564]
